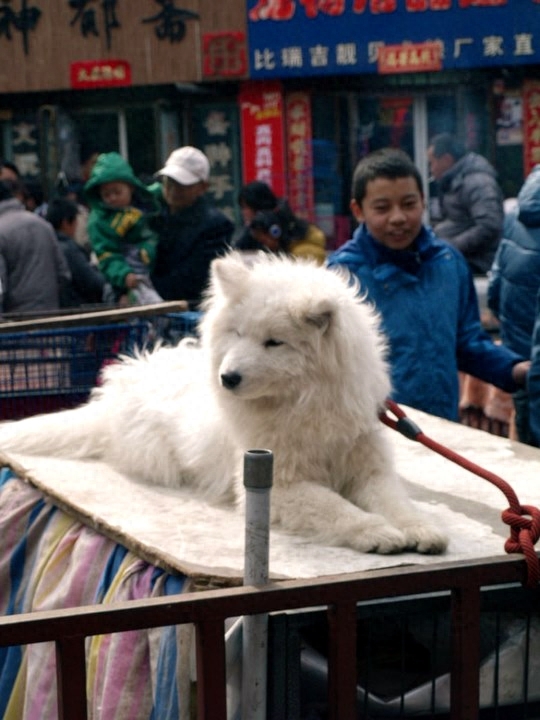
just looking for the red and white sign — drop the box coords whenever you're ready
[239,81,287,197]
[285,92,315,221]
[70,60,132,90]
[378,42,442,74]
[523,80,540,176]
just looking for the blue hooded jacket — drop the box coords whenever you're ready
[488,164,540,357]
[327,224,523,421]
[497,165,540,445]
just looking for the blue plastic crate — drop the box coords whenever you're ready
[0,312,203,420]
[148,311,202,347]
[0,321,148,419]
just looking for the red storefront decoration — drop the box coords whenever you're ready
[378,42,442,74]
[70,60,131,89]
[202,32,247,78]
[523,81,540,176]
[285,92,315,221]
[239,81,287,196]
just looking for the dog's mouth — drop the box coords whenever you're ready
[219,371,279,402]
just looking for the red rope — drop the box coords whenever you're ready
[379,399,540,588]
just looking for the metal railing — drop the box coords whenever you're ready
[0,554,537,720]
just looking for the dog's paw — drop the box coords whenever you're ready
[353,522,409,555]
[401,524,448,555]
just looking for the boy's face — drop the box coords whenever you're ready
[350,176,424,250]
[99,181,133,208]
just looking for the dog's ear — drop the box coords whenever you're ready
[303,299,334,334]
[211,254,250,301]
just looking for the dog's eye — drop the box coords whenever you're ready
[264,338,283,348]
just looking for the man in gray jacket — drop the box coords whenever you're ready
[0,179,71,314]
[428,133,504,275]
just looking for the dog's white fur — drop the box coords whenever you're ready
[0,253,447,554]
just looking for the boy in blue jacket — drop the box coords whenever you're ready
[327,148,529,421]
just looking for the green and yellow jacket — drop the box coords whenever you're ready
[84,152,159,293]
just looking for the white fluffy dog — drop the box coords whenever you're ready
[0,253,447,555]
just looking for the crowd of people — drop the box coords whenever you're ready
[1,136,540,444]
[0,145,328,316]
[0,146,236,315]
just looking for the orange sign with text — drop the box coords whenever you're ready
[378,42,442,74]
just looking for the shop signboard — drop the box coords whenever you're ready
[247,1,540,79]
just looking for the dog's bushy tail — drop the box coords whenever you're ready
[0,401,108,460]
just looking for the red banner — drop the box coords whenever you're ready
[523,80,540,176]
[239,81,287,197]
[285,92,315,221]
[70,60,132,89]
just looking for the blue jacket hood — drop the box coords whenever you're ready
[517,164,540,227]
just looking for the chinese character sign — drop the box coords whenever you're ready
[192,104,242,224]
[247,1,540,78]
[202,32,247,78]
[285,92,314,221]
[69,0,120,50]
[0,0,41,55]
[142,0,199,42]
[239,81,287,197]
[70,59,132,89]
[10,115,40,178]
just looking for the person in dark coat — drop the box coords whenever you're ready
[428,133,504,276]
[234,180,279,251]
[488,164,540,445]
[529,287,540,446]
[149,146,234,308]
[0,179,71,314]
[46,197,113,308]
[234,180,327,263]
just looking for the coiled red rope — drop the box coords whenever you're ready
[379,399,540,588]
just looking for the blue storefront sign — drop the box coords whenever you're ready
[247,1,540,78]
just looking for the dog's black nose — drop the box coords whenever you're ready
[221,371,242,390]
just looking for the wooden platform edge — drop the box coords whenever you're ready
[0,301,190,333]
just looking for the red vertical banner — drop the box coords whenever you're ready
[523,81,540,176]
[239,81,287,197]
[285,92,315,221]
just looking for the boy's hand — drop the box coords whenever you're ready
[512,360,531,387]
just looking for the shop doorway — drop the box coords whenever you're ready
[38,105,161,197]
[310,91,459,245]
[74,106,157,180]
[353,93,458,224]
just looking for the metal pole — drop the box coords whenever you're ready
[242,449,273,720]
